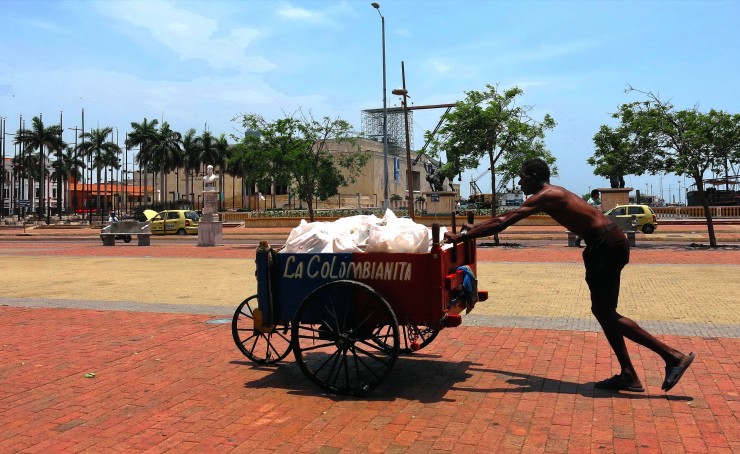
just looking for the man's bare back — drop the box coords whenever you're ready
[530,184,610,238]
[448,183,609,241]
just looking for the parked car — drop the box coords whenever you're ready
[604,204,658,234]
[144,209,200,235]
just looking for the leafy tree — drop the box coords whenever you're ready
[229,123,280,210]
[234,110,368,221]
[588,124,662,188]
[14,116,65,218]
[426,84,556,212]
[601,88,740,246]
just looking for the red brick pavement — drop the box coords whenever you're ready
[1,305,737,453]
[1,232,738,452]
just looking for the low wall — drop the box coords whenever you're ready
[230,214,559,229]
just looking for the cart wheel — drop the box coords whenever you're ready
[375,322,439,353]
[232,295,291,364]
[291,280,399,396]
[123,235,132,243]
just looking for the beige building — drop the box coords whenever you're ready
[190,138,459,211]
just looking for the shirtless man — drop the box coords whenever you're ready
[447,158,694,392]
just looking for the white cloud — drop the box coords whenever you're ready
[276,5,321,21]
[96,0,275,73]
[428,59,454,74]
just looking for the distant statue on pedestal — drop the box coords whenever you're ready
[199,164,223,246]
[609,175,625,188]
[204,165,218,191]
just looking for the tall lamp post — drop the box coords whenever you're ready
[371,2,389,210]
[392,62,415,220]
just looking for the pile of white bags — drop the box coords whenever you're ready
[280,209,447,254]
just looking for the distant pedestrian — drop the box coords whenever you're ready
[108,212,118,223]
[447,158,694,393]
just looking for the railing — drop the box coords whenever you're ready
[653,206,740,219]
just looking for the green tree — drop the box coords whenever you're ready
[11,150,40,216]
[126,118,159,207]
[426,84,556,212]
[229,125,277,210]
[51,146,85,212]
[601,88,740,246]
[234,111,368,221]
[588,124,661,188]
[14,116,65,219]
[181,128,202,204]
[150,122,182,206]
[77,127,121,221]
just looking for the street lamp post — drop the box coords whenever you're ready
[392,62,415,220]
[677,180,682,205]
[371,2,389,210]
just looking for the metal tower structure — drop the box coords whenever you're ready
[361,107,413,155]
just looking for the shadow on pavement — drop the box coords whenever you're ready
[234,355,476,403]
[234,355,694,402]
[455,367,694,401]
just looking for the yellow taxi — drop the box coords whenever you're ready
[604,204,658,234]
[144,209,200,235]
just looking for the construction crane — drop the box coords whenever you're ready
[469,168,492,207]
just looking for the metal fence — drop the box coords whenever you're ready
[653,206,740,219]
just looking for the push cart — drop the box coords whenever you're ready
[232,220,488,395]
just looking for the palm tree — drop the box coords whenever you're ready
[14,116,65,219]
[11,151,39,216]
[126,118,159,208]
[181,128,202,205]
[77,127,121,222]
[150,122,182,207]
[214,134,229,211]
[51,146,85,212]
[100,144,121,213]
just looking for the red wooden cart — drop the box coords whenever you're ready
[231,220,488,395]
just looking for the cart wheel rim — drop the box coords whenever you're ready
[231,294,291,364]
[291,280,399,396]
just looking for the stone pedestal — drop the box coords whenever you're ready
[198,218,223,246]
[423,191,457,216]
[599,187,632,212]
[198,190,222,246]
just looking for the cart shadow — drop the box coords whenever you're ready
[235,354,475,403]
[455,367,693,401]
[234,358,693,402]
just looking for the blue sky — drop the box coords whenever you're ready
[1,0,738,201]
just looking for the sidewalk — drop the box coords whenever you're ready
[1,222,740,245]
[0,238,738,452]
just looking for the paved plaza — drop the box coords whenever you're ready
[0,227,737,453]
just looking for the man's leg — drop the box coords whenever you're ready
[612,314,683,364]
[592,308,641,386]
[588,240,692,390]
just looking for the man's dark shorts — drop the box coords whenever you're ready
[582,223,630,314]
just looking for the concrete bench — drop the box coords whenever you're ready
[100,220,152,246]
[567,216,638,247]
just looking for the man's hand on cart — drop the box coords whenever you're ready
[444,223,475,243]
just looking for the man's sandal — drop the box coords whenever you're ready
[594,374,645,393]
[662,352,695,392]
